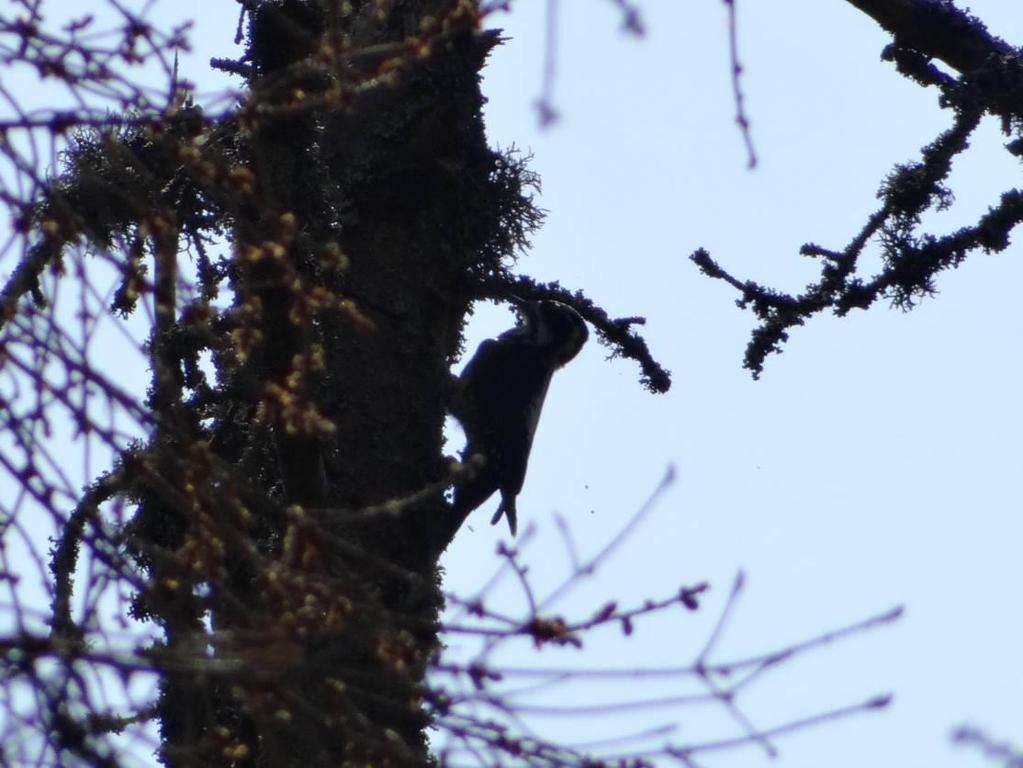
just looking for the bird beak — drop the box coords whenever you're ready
[506,294,533,327]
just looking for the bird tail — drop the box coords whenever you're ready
[490,496,518,537]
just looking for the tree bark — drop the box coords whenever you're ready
[154,2,528,765]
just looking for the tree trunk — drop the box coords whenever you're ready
[130,2,530,765]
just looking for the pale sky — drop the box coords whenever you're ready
[2,2,1021,766]
[441,2,1023,766]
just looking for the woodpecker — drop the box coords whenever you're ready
[450,299,588,535]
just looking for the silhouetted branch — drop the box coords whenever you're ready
[481,274,673,392]
[952,726,1023,767]
[693,15,1023,376]
[844,0,1013,75]
[722,0,757,169]
[530,0,645,127]
[432,476,899,766]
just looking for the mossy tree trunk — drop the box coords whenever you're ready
[125,2,535,765]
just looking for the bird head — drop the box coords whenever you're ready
[509,297,588,368]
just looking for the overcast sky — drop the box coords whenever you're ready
[440,2,1023,766]
[3,1,1021,766]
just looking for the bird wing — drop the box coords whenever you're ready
[454,338,551,493]
[449,339,500,429]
